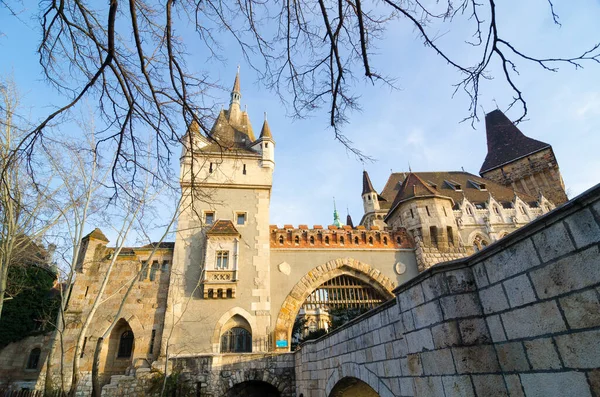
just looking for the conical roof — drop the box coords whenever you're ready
[480,110,550,174]
[232,69,241,93]
[346,213,354,228]
[260,118,272,139]
[362,170,376,195]
[83,228,109,242]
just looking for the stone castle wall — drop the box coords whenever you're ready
[294,183,600,396]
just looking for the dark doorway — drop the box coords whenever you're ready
[224,380,280,397]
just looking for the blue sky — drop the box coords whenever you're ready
[1,0,599,235]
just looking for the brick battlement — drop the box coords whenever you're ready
[269,225,413,249]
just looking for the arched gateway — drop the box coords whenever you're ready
[274,258,396,349]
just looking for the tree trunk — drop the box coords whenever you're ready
[91,337,104,397]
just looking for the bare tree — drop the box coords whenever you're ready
[2,0,597,184]
[0,77,66,319]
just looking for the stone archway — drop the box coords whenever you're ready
[274,258,396,350]
[224,380,281,397]
[329,377,379,397]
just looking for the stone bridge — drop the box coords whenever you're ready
[103,184,600,396]
[294,184,600,396]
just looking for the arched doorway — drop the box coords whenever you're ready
[224,380,280,397]
[329,377,379,397]
[104,318,135,376]
[274,258,396,350]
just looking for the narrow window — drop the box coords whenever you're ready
[205,211,215,224]
[80,337,87,358]
[209,162,213,173]
[161,261,169,272]
[149,261,159,281]
[294,235,300,244]
[447,227,454,246]
[467,206,473,215]
[426,206,431,216]
[367,196,371,201]
[309,236,315,245]
[227,289,233,298]
[520,206,526,215]
[494,206,499,214]
[149,330,156,354]
[217,289,224,299]
[443,207,447,217]
[243,164,247,175]
[279,235,284,244]
[139,261,148,281]
[118,331,134,358]
[84,286,89,298]
[325,236,330,245]
[430,226,438,247]
[368,236,373,245]
[265,143,269,148]
[410,209,414,219]
[396,236,402,244]
[339,236,344,245]
[237,213,246,225]
[383,237,388,245]
[216,251,229,269]
[26,348,41,369]
[354,236,359,244]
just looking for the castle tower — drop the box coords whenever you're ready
[167,70,275,354]
[360,170,387,229]
[479,110,568,205]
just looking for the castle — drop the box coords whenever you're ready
[0,71,570,394]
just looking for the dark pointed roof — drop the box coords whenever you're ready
[207,220,240,236]
[346,213,354,228]
[83,228,109,242]
[392,173,441,203]
[259,118,272,139]
[480,110,550,174]
[362,170,376,195]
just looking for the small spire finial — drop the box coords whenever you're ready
[264,112,267,121]
[408,162,412,173]
[461,166,465,172]
[237,64,240,74]
[333,196,337,211]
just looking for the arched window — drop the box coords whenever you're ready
[294,235,300,244]
[396,236,401,244]
[339,236,344,245]
[325,236,330,245]
[368,236,373,245]
[383,237,388,245]
[118,331,134,358]
[26,348,41,369]
[279,235,284,244]
[221,327,252,353]
[354,236,359,245]
[309,236,315,245]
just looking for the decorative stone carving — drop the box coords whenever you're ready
[278,261,291,275]
[394,262,407,275]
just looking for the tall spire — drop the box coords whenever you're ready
[332,197,343,228]
[362,170,376,195]
[229,67,242,123]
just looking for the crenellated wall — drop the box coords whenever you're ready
[294,183,600,396]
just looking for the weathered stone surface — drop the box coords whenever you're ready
[496,342,529,372]
[440,293,482,319]
[555,330,600,369]
[452,345,500,374]
[530,246,600,299]
[486,314,507,343]
[431,321,461,349]
[558,289,600,329]
[524,338,561,370]
[531,221,574,262]
[458,318,490,345]
[501,301,566,340]
[479,284,509,314]
[442,375,475,397]
[564,208,600,248]
[420,349,455,376]
[503,274,536,308]
[521,372,592,397]
[484,239,540,284]
[471,374,508,397]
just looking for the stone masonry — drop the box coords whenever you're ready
[294,182,600,396]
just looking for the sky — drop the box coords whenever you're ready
[1,0,599,237]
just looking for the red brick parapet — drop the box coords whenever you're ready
[269,225,413,249]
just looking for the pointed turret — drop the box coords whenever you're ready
[480,110,550,174]
[260,115,273,140]
[361,170,380,214]
[346,212,354,228]
[362,170,376,195]
[480,109,567,205]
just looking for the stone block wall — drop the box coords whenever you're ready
[295,183,600,396]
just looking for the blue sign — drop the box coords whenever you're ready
[276,340,288,348]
